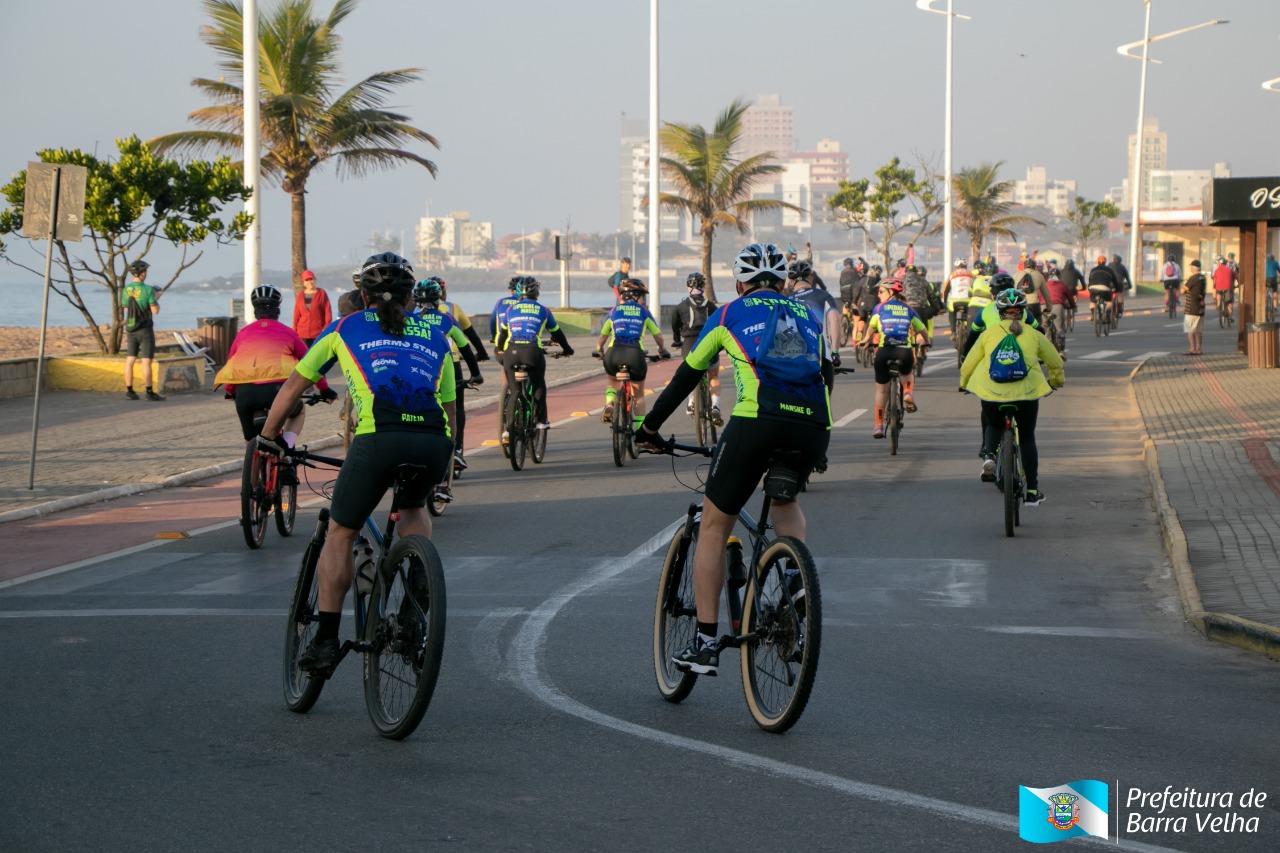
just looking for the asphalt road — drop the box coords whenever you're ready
[1,299,1277,852]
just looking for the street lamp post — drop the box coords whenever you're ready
[917,0,971,273]
[648,0,661,311]
[1117,4,1227,285]
[243,0,260,324]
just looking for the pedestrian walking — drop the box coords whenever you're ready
[121,259,164,401]
[607,257,632,304]
[1182,259,1206,355]
[291,269,332,346]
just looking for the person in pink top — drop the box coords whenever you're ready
[216,285,336,461]
[1212,256,1237,325]
[292,269,332,345]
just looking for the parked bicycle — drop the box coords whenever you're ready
[240,393,325,550]
[505,342,569,471]
[280,446,446,740]
[650,442,821,733]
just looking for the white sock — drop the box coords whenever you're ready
[697,631,717,649]
[282,431,298,448]
[711,394,720,408]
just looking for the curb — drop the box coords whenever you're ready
[1129,360,1280,662]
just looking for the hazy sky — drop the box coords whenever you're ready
[2,0,1277,278]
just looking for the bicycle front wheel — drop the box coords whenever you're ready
[1001,428,1017,538]
[240,443,270,549]
[532,422,548,464]
[274,475,297,537]
[364,534,446,740]
[740,536,821,733]
[653,523,700,702]
[283,514,327,712]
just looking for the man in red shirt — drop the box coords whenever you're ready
[1212,256,1237,325]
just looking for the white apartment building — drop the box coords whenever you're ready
[619,116,691,244]
[738,94,795,161]
[414,210,493,269]
[1012,166,1077,217]
[1124,116,1168,210]
[1114,162,1230,211]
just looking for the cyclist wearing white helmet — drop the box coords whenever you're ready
[637,242,831,676]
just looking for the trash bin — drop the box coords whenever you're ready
[197,316,239,366]
[1246,322,1278,369]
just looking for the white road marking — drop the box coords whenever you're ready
[1107,329,1137,336]
[982,626,1161,639]
[833,408,867,428]
[471,607,526,678]
[509,523,1187,852]
[1127,352,1170,362]
[1078,350,1123,360]
[1163,323,1183,328]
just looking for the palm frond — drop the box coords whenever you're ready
[329,148,438,179]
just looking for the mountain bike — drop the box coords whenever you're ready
[1216,290,1234,328]
[1164,285,1179,319]
[240,393,325,550]
[505,343,568,471]
[913,340,927,378]
[1090,295,1111,338]
[691,368,720,448]
[650,442,821,734]
[952,304,970,368]
[596,351,665,467]
[884,352,908,456]
[993,404,1025,538]
[280,446,446,740]
[1042,310,1064,354]
[1065,305,1075,333]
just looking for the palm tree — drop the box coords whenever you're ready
[949,162,1042,263]
[659,98,802,302]
[149,0,439,288]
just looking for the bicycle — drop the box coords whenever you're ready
[280,446,447,740]
[1090,295,1111,338]
[1216,290,1234,328]
[994,403,1024,538]
[1165,286,1179,319]
[427,379,482,517]
[650,442,821,733]
[504,342,568,471]
[913,339,928,378]
[1065,305,1075,333]
[691,368,720,449]
[861,344,908,455]
[240,393,325,550]
[1042,310,1064,354]
[951,305,970,368]
[595,351,665,467]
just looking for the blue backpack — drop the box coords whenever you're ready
[988,332,1029,383]
[752,299,823,387]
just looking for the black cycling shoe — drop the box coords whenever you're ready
[277,463,298,486]
[298,637,340,675]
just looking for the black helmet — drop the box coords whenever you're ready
[619,278,648,301]
[686,271,706,288]
[413,278,443,307]
[358,252,415,297]
[1166,253,1175,262]
[515,275,540,299]
[250,284,282,307]
[843,257,854,268]
[788,259,813,280]
[989,272,1016,295]
[127,259,150,276]
[508,276,521,291]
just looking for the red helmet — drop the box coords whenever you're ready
[878,280,904,294]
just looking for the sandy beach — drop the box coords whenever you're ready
[0,326,200,360]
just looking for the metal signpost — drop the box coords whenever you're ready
[23,162,88,489]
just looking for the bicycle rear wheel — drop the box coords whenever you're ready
[508,395,528,471]
[1001,428,1017,538]
[364,534,446,740]
[653,522,699,702]
[240,443,270,549]
[888,377,902,456]
[499,387,511,459]
[274,475,297,536]
[741,536,821,733]
[283,513,328,712]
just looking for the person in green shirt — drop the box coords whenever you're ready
[121,259,164,401]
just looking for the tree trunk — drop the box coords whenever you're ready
[290,187,308,294]
[701,228,716,303]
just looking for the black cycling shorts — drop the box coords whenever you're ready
[328,430,452,529]
[603,344,648,382]
[704,417,829,516]
[125,327,156,359]
[873,346,915,384]
[233,382,302,441]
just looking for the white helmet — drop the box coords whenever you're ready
[732,243,787,286]
[954,258,968,268]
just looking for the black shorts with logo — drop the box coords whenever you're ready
[603,343,648,382]
[704,417,829,516]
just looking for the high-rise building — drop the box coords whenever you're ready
[619,115,690,245]
[1012,166,1077,217]
[414,209,493,268]
[738,94,795,161]
[1124,117,1168,210]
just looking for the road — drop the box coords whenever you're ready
[1,299,1277,852]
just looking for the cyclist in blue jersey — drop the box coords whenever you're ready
[594,279,670,426]
[494,276,575,439]
[858,279,929,436]
[490,277,522,354]
[636,243,832,676]
[258,252,459,675]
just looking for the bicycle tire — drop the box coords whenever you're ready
[283,516,327,712]
[954,327,968,368]
[692,382,708,447]
[888,377,902,456]
[499,387,511,459]
[1092,306,1102,338]
[1002,428,1017,538]
[508,390,528,471]
[625,385,639,460]
[240,443,270,549]
[611,392,627,468]
[532,421,548,464]
[914,347,925,378]
[740,536,821,733]
[274,475,297,537]
[363,534,446,740]
[653,523,699,703]
[1066,309,1075,332]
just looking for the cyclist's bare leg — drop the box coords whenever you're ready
[317,520,358,612]
[632,381,646,419]
[873,382,889,425]
[692,499,734,624]
[770,498,805,541]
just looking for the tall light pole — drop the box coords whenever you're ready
[243,0,260,324]
[918,0,971,272]
[1118,5,1227,284]
[648,0,661,310]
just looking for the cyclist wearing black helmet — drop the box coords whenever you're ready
[637,242,831,676]
[961,272,1043,361]
[673,272,722,422]
[259,252,461,674]
[215,283,336,456]
[121,259,163,401]
[494,276,575,438]
[594,278,669,425]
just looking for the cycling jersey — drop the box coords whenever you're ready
[498,299,562,348]
[418,302,474,362]
[601,302,660,349]
[296,310,456,438]
[945,271,973,307]
[215,318,330,389]
[867,299,927,347]
[489,295,520,347]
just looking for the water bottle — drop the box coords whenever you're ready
[353,538,376,596]
[725,537,746,590]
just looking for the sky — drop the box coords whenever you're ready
[2,0,1278,279]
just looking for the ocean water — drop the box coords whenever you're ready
[1,279,616,329]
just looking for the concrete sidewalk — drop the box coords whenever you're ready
[1132,352,1280,661]
[0,334,602,523]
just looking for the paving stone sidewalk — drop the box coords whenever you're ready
[0,334,600,521]
[1132,352,1280,658]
